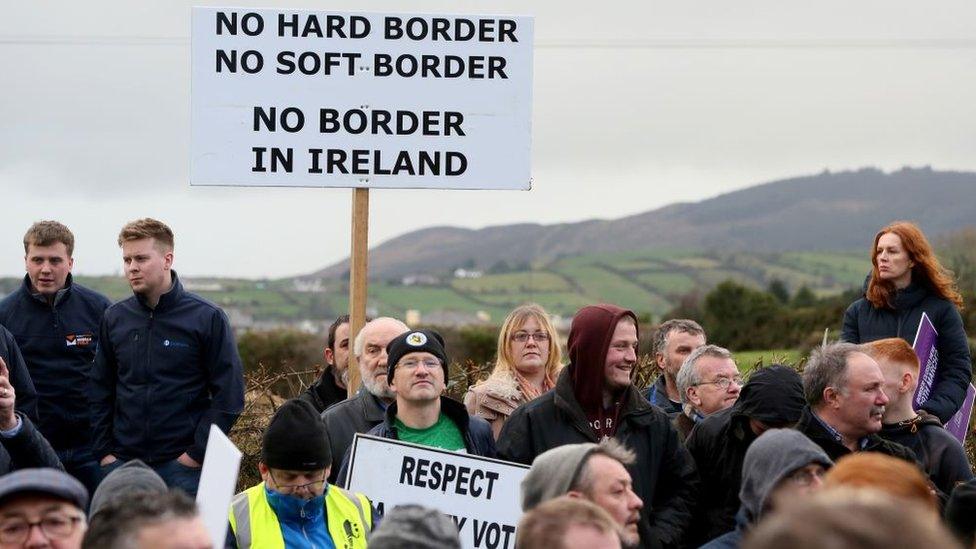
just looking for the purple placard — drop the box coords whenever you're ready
[911,313,939,410]
[946,384,976,444]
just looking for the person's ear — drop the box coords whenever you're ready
[901,372,914,394]
[687,386,702,407]
[565,491,584,500]
[324,347,335,366]
[823,387,842,408]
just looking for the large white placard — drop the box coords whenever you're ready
[191,7,533,190]
[196,425,243,549]
[346,434,529,549]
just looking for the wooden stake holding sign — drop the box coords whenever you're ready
[190,8,534,395]
[346,188,370,397]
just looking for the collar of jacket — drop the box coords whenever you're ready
[798,406,879,454]
[553,365,654,442]
[23,273,74,307]
[356,388,388,423]
[382,396,472,440]
[893,281,929,310]
[135,270,184,311]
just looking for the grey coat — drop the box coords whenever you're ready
[320,389,386,484]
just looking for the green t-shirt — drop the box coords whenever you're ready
[394,414,466,452]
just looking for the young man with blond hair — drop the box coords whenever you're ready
[90,218,244,496]
[868,337,974,494]
[0,221,109,493]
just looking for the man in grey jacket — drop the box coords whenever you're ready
[321,317,409,484]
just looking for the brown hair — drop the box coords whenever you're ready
[823,453,937,513]
[866,221,963,310]
[516,496,622,549]
[866,338,920,374]
[24,221,74,256]
[743,488,960,549]
[118,218,175,250]
[491,303,563,382]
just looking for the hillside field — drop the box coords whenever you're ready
[0,249,869,324]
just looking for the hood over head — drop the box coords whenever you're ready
[732,365,805,427]
[567,304,639,419]
[739,429,833,523]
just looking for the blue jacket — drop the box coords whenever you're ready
[0,326,38,424]
[0,274,110,449]
[842,281,972,423]
[89,272,245,464]
[337,396,496,486]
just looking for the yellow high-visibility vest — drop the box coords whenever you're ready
[229,482,371,549]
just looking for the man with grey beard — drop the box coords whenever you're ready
[321,317,409,485]
[794,342,917,463]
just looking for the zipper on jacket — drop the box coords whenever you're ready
[145,309,154,462]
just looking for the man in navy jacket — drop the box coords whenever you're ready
[90,218,244,496]
[0,221,110,493]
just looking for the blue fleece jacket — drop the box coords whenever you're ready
[89,271,245,464]
[0,274,110,449]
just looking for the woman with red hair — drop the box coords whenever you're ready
[842,220,971,424]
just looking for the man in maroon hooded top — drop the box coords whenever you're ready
[497,304,699,549]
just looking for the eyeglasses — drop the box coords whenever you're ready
[694,376,744,390]
[269,471,326,493]
[398,358,442,371]
[0,514,84,543]
[786,466,825,487]
[511,331,550,343]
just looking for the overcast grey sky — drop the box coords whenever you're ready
[2,1,975,278]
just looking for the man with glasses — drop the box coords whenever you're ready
[229,399,372,549]
[684,365,807,546]
[0,468,88,549]
[337,329,495,484]
[674,345,742,440]
[700,429,832,549]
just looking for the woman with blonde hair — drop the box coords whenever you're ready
[842,220,971,424]
[465,304,563,438]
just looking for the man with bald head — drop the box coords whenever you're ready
[321,317,409,484]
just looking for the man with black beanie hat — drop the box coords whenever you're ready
[336,329,496,485]
[228,399,373,549]
[684,364,806,546]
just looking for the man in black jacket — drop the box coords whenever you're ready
[0,221,110,493]
[497,304,698,549]
[321,317,409,483]
[337,329,495,485]
[90,218,245,497]
[299,314,363,413]
[796,342,916,464]
[684,365,806,546]
[868,338,974,494]
[0,356,63,474]
[644,319,706,416]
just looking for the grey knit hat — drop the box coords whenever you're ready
[89,460,168,518]
[521,443,600,511]
[368,504,461,549]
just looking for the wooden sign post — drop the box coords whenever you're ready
[346,188,370,397]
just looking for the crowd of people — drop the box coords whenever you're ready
[0,217,972,548]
